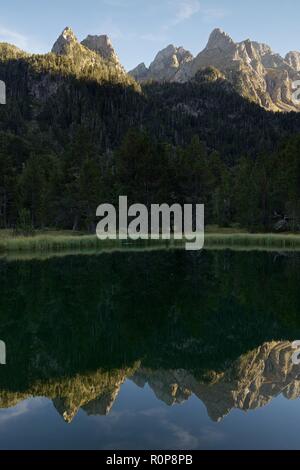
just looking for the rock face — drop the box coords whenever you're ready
[81,34,125,73]
[130,44,193,82]
[51,27,78,55]
[52,381,124,423]
[184,29,300,112]
[49,367,134,423]
[129,62,149,81]
[132,341,300,422]
[130,28,300,112]
[51,27,127,76]
[286,51,300,72]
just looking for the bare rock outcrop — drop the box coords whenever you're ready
[51,27,78,55]
[285,51,300,72]
[132,341,300,422]
[130,44,193,82]
[81,34,125,73]
[51,27,127,76]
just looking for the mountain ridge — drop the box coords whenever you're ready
[1,341,299,424]
[2,26,300,112]
[130,28,300,112]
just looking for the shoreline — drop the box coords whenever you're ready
[1,231,300,259]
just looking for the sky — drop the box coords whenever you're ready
[0,0,299,71]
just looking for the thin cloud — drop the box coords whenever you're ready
[202,8,228,23]
[161,0,201,31]
[166,2,228,29]
[174,0,201,24]
[138,0,201,50]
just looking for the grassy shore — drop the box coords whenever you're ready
[1,228,300,257]
[0,231,178,255]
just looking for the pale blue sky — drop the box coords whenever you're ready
[0,0,299,70]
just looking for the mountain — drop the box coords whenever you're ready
[51,368,132,423]
[130,28,300,112]
[130,44,193,82]
[286,51,300,72]
[0,42,28,61]
[1,341,300,424]
[50,26,129,81]
[1,249,300,423]
[132,341,300,423]
[2,27,300,161]
[81,34,125,74]
[51,26,79,55]
[1,26,300,231]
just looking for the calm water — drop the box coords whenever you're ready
[1,249,300,450]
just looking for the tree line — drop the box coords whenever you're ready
[1,127,300,233]
[1,49,300,233]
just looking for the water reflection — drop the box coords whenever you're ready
[1,341,300,424]
[0,250,300,444]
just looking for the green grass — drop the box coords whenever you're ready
[0,233,122,253]
[205,233,300,249]
[1,229,300,258]
[0,231,178,255]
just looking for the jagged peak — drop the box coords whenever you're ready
[285,50,300,71]
[81,33,124,70]
[286,50,300,57]
[131,62,148,72]
[130,43,193,82]
[129,62,149,81]
[81,34,113,57]
[60,26,77,41]
[149,44,193,72]
[153,44,177,61]
[152,44,192,62]
[84,33,111,43]
[250,41,273,56]
[206,28,235,50]
[51,26,78,54]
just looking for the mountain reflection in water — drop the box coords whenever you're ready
[0,249,300,439]
[2,341,300,424]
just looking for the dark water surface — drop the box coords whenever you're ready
[1,249,300,450]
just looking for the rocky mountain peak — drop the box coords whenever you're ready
[206,28,235,51]
[81,34,120,65]
[285,51,300,71]
[50,28,127,77]
[150,43,193,68]
[130,28,300,112]
[49,26,300,112]
[129,62,149,81]
[251,41,273,57]
[51,27,78,55]
[129,44,193,82]
[154,44,176,59]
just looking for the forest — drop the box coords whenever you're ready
[1,47,300,233]
[1,128,300,233]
